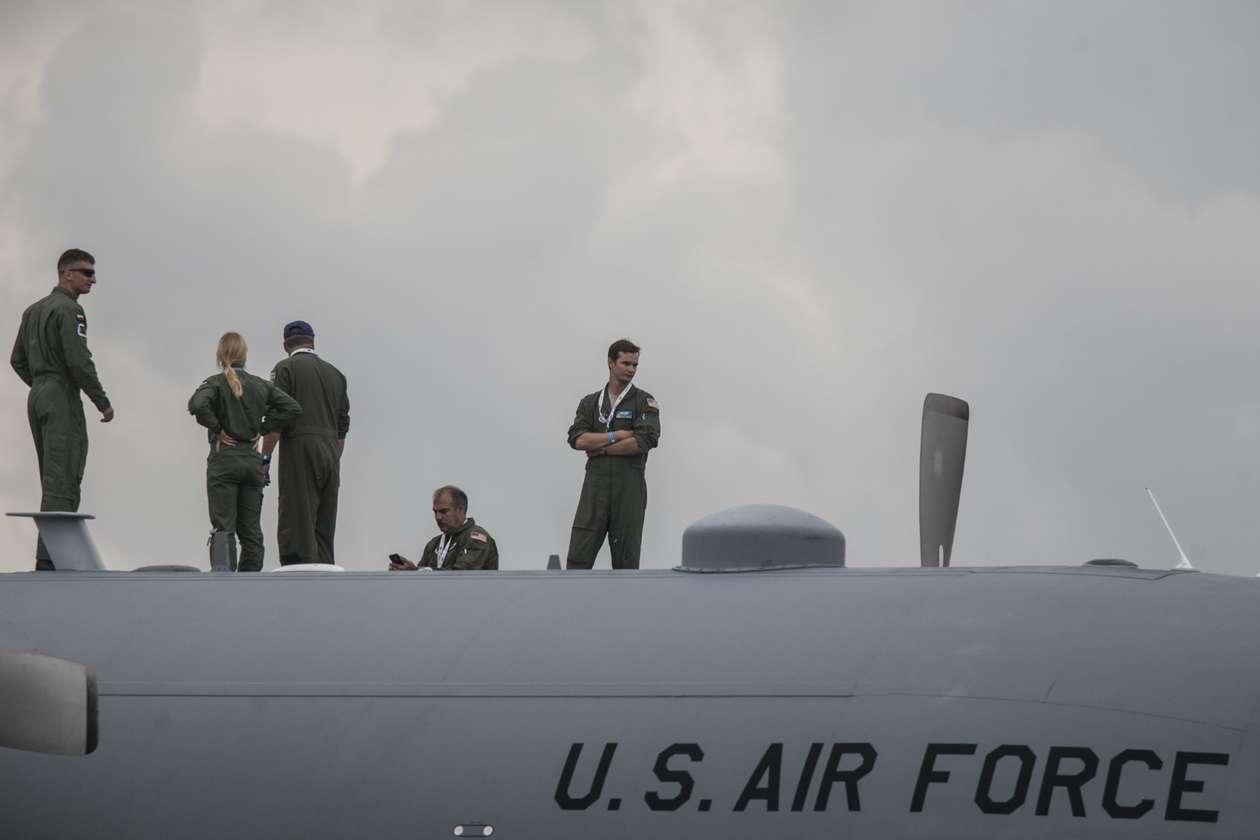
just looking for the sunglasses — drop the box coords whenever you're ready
[67,268,96,278]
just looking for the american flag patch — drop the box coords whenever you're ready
[470,531,488,543]
[647,398,658,410]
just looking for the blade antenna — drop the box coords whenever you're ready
[1145,488,1194,570]
[919,394,969,568]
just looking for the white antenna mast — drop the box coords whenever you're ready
[1146,488,1194,570]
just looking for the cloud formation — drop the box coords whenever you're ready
[3,1,1259,575]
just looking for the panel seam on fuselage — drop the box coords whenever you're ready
[95,682,1247,731]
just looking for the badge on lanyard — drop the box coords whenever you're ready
[436,534,455,568]
[596,385,632,430]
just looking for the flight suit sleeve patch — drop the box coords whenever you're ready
[645,398,658,412]
[75,313,87,339]
[470,531,488,543]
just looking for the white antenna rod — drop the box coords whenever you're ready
[1146,488,1194,570]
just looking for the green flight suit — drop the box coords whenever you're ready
[188,369,302,572]
[565,384,661,569]
[270,349,350,565]
[409,518,498,570]
[10,287,111,570]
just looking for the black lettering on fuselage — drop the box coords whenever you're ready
[1102,749,1161,819]
[975,744,1036,815]
[910,743,977,812]
[814,743,877,812]
[1035,746,1098,817]
[1166,751,1229,823]
[555,742,617,811]
[734,743,783,812]
[645,743,704,812]
[790,743,824,812]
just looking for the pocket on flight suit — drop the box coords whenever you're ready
[39,431,80,503]
[571,473,603,529]
[241,450,267,489]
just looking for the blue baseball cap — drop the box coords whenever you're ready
[283,320,315,339]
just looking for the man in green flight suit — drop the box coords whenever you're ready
[10,248,115,570]
[389,486,499,571]
[565,338,661,570]
[260,320,350,566]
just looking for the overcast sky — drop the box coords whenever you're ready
[2,1,1258,575]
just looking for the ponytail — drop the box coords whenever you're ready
[223,365,243,399]
[215,332,248,400]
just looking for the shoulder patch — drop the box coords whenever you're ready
[470,531,488,543]
[75,313,87,338]
[646,398,659,411]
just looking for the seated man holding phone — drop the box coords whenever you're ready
[389,485,499,571]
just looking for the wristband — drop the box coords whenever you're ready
[608,431,615,444]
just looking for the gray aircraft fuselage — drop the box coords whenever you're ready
[0,565,1256,839]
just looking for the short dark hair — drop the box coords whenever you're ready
[283,335,315,351]
[433,485,468,510]
[607,338,640,361]
[57,249,95,271]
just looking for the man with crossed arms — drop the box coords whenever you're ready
[565,338,661,570]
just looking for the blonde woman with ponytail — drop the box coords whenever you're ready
[188,332,302,571]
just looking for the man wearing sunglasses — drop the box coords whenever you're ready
[10,248,114,570]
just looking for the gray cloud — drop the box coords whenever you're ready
[3,2,1258,576]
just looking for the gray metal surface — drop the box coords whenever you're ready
[680,505,845,571]
[0,566,1256,838]
[208,530,236,572]
[5,512,104,571]
[919,394,969,567]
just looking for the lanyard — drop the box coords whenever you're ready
[596,385,632,430]
[436,533,456,568]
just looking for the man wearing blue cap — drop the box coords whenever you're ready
[260,321,350,566]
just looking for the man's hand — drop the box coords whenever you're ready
[100,407,115,423]
[389,558,419,571]
[575,429,634,452]
[261,464,271,487]
[217,430,238,447]
[588,430,637,457]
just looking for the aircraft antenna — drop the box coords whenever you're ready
[919,394,969,567]
[1145,488,1194,570]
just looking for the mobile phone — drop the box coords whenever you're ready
[388,553,406,567]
